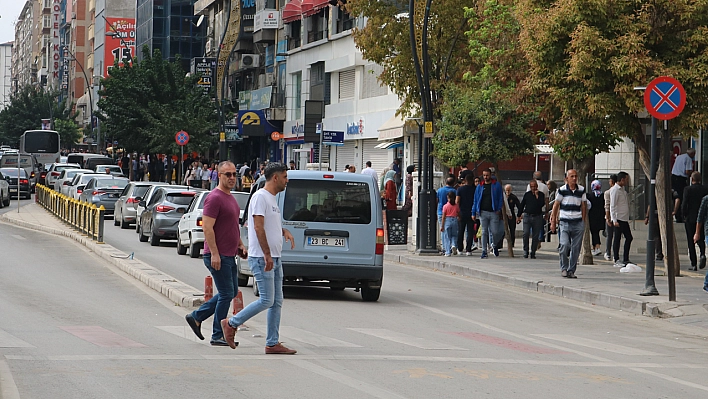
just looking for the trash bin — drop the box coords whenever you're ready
[386,209,408,245]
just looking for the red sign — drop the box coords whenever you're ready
[644,76,686,121]
[175,131,190,146]
[104,17,136,76]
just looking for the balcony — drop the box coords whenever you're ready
[88,24,94,42]
[88,0,95,13]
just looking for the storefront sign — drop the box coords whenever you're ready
[191,57,216,95]
[104,17,136,76]
[346,118,364,135]
[225,124,241,142]
[254,9,279,31]
[249,86,273,110]
[323,130,344,146]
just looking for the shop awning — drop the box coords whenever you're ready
[283,0,303,23]
[301,0,330,17]
[374,141,403,150]
[377,114,408,141]
[76,92,89,107]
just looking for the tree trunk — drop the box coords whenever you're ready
[574,158,594,265]
[634,125,679,275]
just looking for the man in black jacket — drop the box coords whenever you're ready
[683,171,708,271]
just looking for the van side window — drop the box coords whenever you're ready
[283,180,372,224]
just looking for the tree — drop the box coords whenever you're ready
[516,0,708,272]
[0,85,78,147]
[97,46,218,155]
[53,119,82,148]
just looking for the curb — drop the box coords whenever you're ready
[0,213,204,308]
[384,252,652,316]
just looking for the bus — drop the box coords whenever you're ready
[20,130,61,167]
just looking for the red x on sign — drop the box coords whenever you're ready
[644,76,686,120]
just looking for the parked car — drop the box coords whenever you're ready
[176,190,248,258]
[138,187,201,246]
[0,167,31,199]
[0,151,40,192]
[135,185,190,237]
[94,165,124,177]
[45,163,80,189]
[0,169,11,207]
[54,168,93,196]
[67,173,104,200]
[114,181,169,229]
[78,176,130,215]
[238,171,384,301]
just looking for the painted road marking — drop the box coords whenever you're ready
[622,336,704,350]
[155,325,258,347]
[11,235,25,240]
[349,328,466,350]
[532,334,660,356]
[446,332,568,354]
[59,326,146,348]
[0,329,33,348]
[280,326,362,348]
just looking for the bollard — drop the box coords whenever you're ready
[97,205,105,243]
[232,291,244,315]
[204,276,214,301]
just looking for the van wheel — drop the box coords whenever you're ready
[237,269,249,287]
[252,279,260,297]
[177,239,188,255]
[361,285,380,302]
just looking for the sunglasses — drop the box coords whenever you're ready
[220,172,237,178]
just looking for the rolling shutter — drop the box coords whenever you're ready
[334,141,356,172]
[338,69,355,101]
[361,138,390,179]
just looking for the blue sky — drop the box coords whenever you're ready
[1,2,27,44]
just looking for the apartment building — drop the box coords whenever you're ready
[0,43,12,109]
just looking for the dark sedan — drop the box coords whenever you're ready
[78,176,130,215]
[139,187,201,246]
[0,168,31,199]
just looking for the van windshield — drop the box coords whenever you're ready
[283,180,371,224]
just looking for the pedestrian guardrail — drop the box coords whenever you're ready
[35,184,105,243]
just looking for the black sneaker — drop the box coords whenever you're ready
[701,256,707,270]
[567,271,577,279]
[210,337,239,347]
[185,314,204,340]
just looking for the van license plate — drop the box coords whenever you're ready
[307,237,345,247]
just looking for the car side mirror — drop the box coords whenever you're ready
[138,201,146,208]
[135,197,142,202]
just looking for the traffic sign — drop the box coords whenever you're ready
[271,131,283,141]
[644,76,686,120]
[175,130,190,146]
[424,121,432,133]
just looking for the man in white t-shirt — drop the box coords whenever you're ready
[361,161,378,186]
[221,162,297,354]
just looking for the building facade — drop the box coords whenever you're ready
[11,1,39,90]
[0,43,13,109]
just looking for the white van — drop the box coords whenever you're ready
[238,170,384,301]
[0,152,40,192]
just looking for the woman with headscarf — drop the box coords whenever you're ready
[383,170,398,210]
[588,179,606,256]
[401,165,416,216]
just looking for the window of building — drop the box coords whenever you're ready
[360,64,388,99]
[324,72,331,105]
[293,71,302,120]
[335,6,354,34]
[43,15,51,29]
[307,9,328,43]
[288,20,301,50]
[310,62,325,102]
[338,69,355,101]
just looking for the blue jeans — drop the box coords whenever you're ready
[228,257,283,347]
[191,254,239,341]
[479,210,503,255]
[559,220,584,273]
[442,217,459,255]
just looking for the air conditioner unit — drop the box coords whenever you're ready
[205,38,214,54]
[265,72,275,85]
[240,54,260,69]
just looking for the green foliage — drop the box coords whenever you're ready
[97,46,218,154]
[0,85,77,147]
[434,84,534,166]
[53,119,82,148]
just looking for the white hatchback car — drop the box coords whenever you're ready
[54,168,93,195]
[177,190,248,258]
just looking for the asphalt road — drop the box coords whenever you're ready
[3,218,708,398]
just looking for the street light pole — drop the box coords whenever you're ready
[63,45,93,150]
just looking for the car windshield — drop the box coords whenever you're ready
[283,180,372,224]
[95,179,129,189]
[64,169,84,178]
[1,169,27,177]
[166,192,196,205]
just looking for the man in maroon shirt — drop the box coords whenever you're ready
[185,161,247,346]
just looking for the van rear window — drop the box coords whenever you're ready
[283,180,371,224]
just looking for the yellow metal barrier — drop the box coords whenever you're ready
[35,184,105,243]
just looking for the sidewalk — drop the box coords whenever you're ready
[385,243,708,323]
[0,203,204,308]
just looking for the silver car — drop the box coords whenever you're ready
[136,184,190,236]
[0,169,11,207]
[138,187,201,246]
[54,168,93,195]
[114,181,169,229]
[78,176,130,215]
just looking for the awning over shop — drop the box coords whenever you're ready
[76,93,89,108]
[301,0,330,17]
[283,0,303,23]
[374,141,403,149]
[534,144,555,155]
[377,114,409,141]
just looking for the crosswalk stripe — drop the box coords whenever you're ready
[155,326,259,347]
[532,334,661,356]
[0,329,33,348]
[60,326,146,348]
[349,328,466,350]
[620,336,703,350]
[280,326,362,348]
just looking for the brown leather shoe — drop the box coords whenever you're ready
[265,342,297,355]
[220,319,237,349]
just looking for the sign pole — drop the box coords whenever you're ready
[17,153,21,213]
[180,146,184,185]
[664,119,677,301]
[318,123,324,171]
[640,116,659,296]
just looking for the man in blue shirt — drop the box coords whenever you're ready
[472,169,504,258]
[437,177,458,250]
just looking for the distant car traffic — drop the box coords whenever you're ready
[138,187,200,246]
[0,168,31,199]
[176,190,248,258]
[45,163,80,189]
[94,165,124,177]
[114,182,169,229]
[78,176,130,215]
[54,168,93,196]
[67,173,105,200]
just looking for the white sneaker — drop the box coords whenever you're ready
[465,251,472,256]
[620,263,642,273]
[604,253,611,261]
[451,246,458,255]
[613,261,625,268]
[471,244,478,251]
[444,253,451,257]
[591,248,601,256]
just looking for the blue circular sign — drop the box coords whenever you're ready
[175,130,189,146]
[644,76,686,120]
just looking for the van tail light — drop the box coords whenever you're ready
[20,179,29,185]
[156,205,175,213]
[323,174,334,179]
[126,197,139,204]
[196,217,203,226]
[375,228,385,255]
